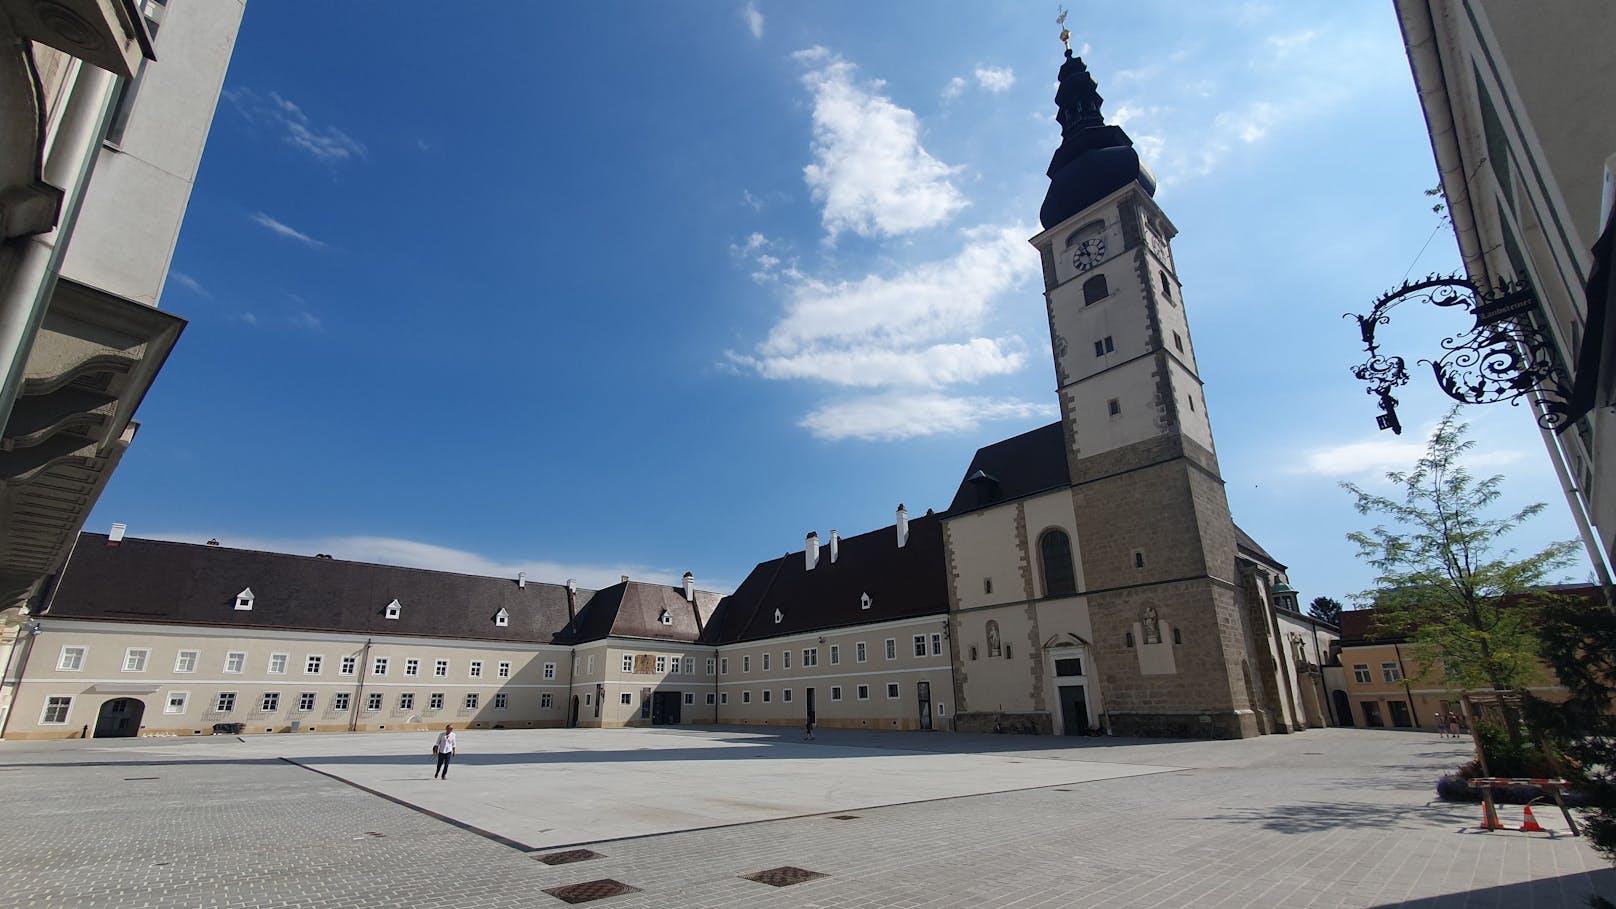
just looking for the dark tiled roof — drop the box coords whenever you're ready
[704,512,948,644]
[945,422,1070,515]
[45,533,588,643]
[1233,525,1285,570]
[1337,609,1380,643]
[560,581,722,644]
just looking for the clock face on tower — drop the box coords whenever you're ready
[1071,237,1106,271]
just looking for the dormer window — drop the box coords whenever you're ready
[773,608,784,624]
[658,609,672,626]
[860,592,872,610]
[234,588,254,611]
[385,599,402,620]
[494,608,509,627]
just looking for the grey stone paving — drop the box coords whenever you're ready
[1,727,1612,908]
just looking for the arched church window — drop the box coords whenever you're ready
[1040,530,1077,597]
[986,621,1002,658]
[1082,274,1108,306]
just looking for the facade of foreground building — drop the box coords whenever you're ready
[0,0,244,728]
[1394,0,1616,584]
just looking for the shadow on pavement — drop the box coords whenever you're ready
[1368,871,1616,908]
[1192,799,1471,834]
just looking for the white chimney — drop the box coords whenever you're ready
[566,578,577,594]
[828,530,840,564]
[896,504,909,548]
[805,531,820,570]
[108,523,127,546]
[620,575,630,584]
[682,571,695,602]
[517,571,526,589]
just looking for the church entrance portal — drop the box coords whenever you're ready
[94,698,144,738]
[1058,685,1089,735]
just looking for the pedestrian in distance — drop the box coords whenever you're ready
[1435,714,1447,738]
[432,724,457,779]
[804,713,816,741]
[1446,712,1462,739]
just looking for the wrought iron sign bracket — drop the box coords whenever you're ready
[1345,274,1574,434]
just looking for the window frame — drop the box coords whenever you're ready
[165,691,188,714]
[884,638,897,660]
[224,651,246,674]
[215,691,238,713]
[41,696,73,724]
[305,655,323,675]
[56,646,87,672]
[297,692,317,712]
[268,653,289,675]
[886,682,900,699]
[122,648,149,672]
[262,692,281,712]
[174,650,199,673]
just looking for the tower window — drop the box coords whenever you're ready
[1188,395,1196,412]
[1159,272,1173,303]
[1093,336,1114,357]
[1107,398,1120,417]
[1173,332,1184,353]
[1082,274,1109,306]
[1134,550,1146,568]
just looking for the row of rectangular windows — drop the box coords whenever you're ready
[617,655,716,675]
[55,647,555,681]
[40,689,558,724]
[709,636,942,675]
[1351,663,1404,684]
[715,682,899,706]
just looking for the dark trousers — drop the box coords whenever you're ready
[435,750,453,777]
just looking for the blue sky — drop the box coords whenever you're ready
[94,2,1594,601]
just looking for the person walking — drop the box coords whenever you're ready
[432,724,457,779]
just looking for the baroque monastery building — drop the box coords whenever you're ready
[0,49,1340,741]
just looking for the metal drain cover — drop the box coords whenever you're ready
[742,866,828,887]
[830,815,860,820]
[536,849,603,866]
[542,879,640,904]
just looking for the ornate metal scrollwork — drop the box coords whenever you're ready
[1344,274,1574,433]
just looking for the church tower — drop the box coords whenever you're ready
[1030,50,1262,738]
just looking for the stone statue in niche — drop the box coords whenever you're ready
[986,620,1002,658]
[1142,607,1162,645]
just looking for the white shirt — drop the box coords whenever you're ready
[435,731,457,754]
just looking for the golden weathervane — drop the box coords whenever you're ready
[1057,6,1071,51]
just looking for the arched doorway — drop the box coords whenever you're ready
[94,698,145,738]
[1332,689,1354,727]
[568,695,580,728]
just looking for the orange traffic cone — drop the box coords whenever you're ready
[1480,801,1506,830]
[1520,804,1547,833]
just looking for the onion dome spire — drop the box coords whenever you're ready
[1039,41,1156,229]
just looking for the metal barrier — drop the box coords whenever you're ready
[1465,777,1580,835]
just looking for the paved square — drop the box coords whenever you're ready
[2,726,1613,908]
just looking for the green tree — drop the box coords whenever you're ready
[1307,596,1343,625]
[1343,407,1580,744]
[1533,594,1616,860]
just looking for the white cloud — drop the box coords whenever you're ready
[169,272,209,297]
[738,337,1029,388]
[742,2,763,39]
[238,312,258,327]
[758,224,1031,357]
[139,532,723,592]
[741,189,765,211]
[250,212,326,248]
[942,76,967,100]
[800,393,1056,442]
[730,232,791,283]
[289,311,323,331]
[727,224,1043,439]
[225,87,365,164]
[973,66,1015,92]
[1298,434,1528,478]
[794,47,968,240]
